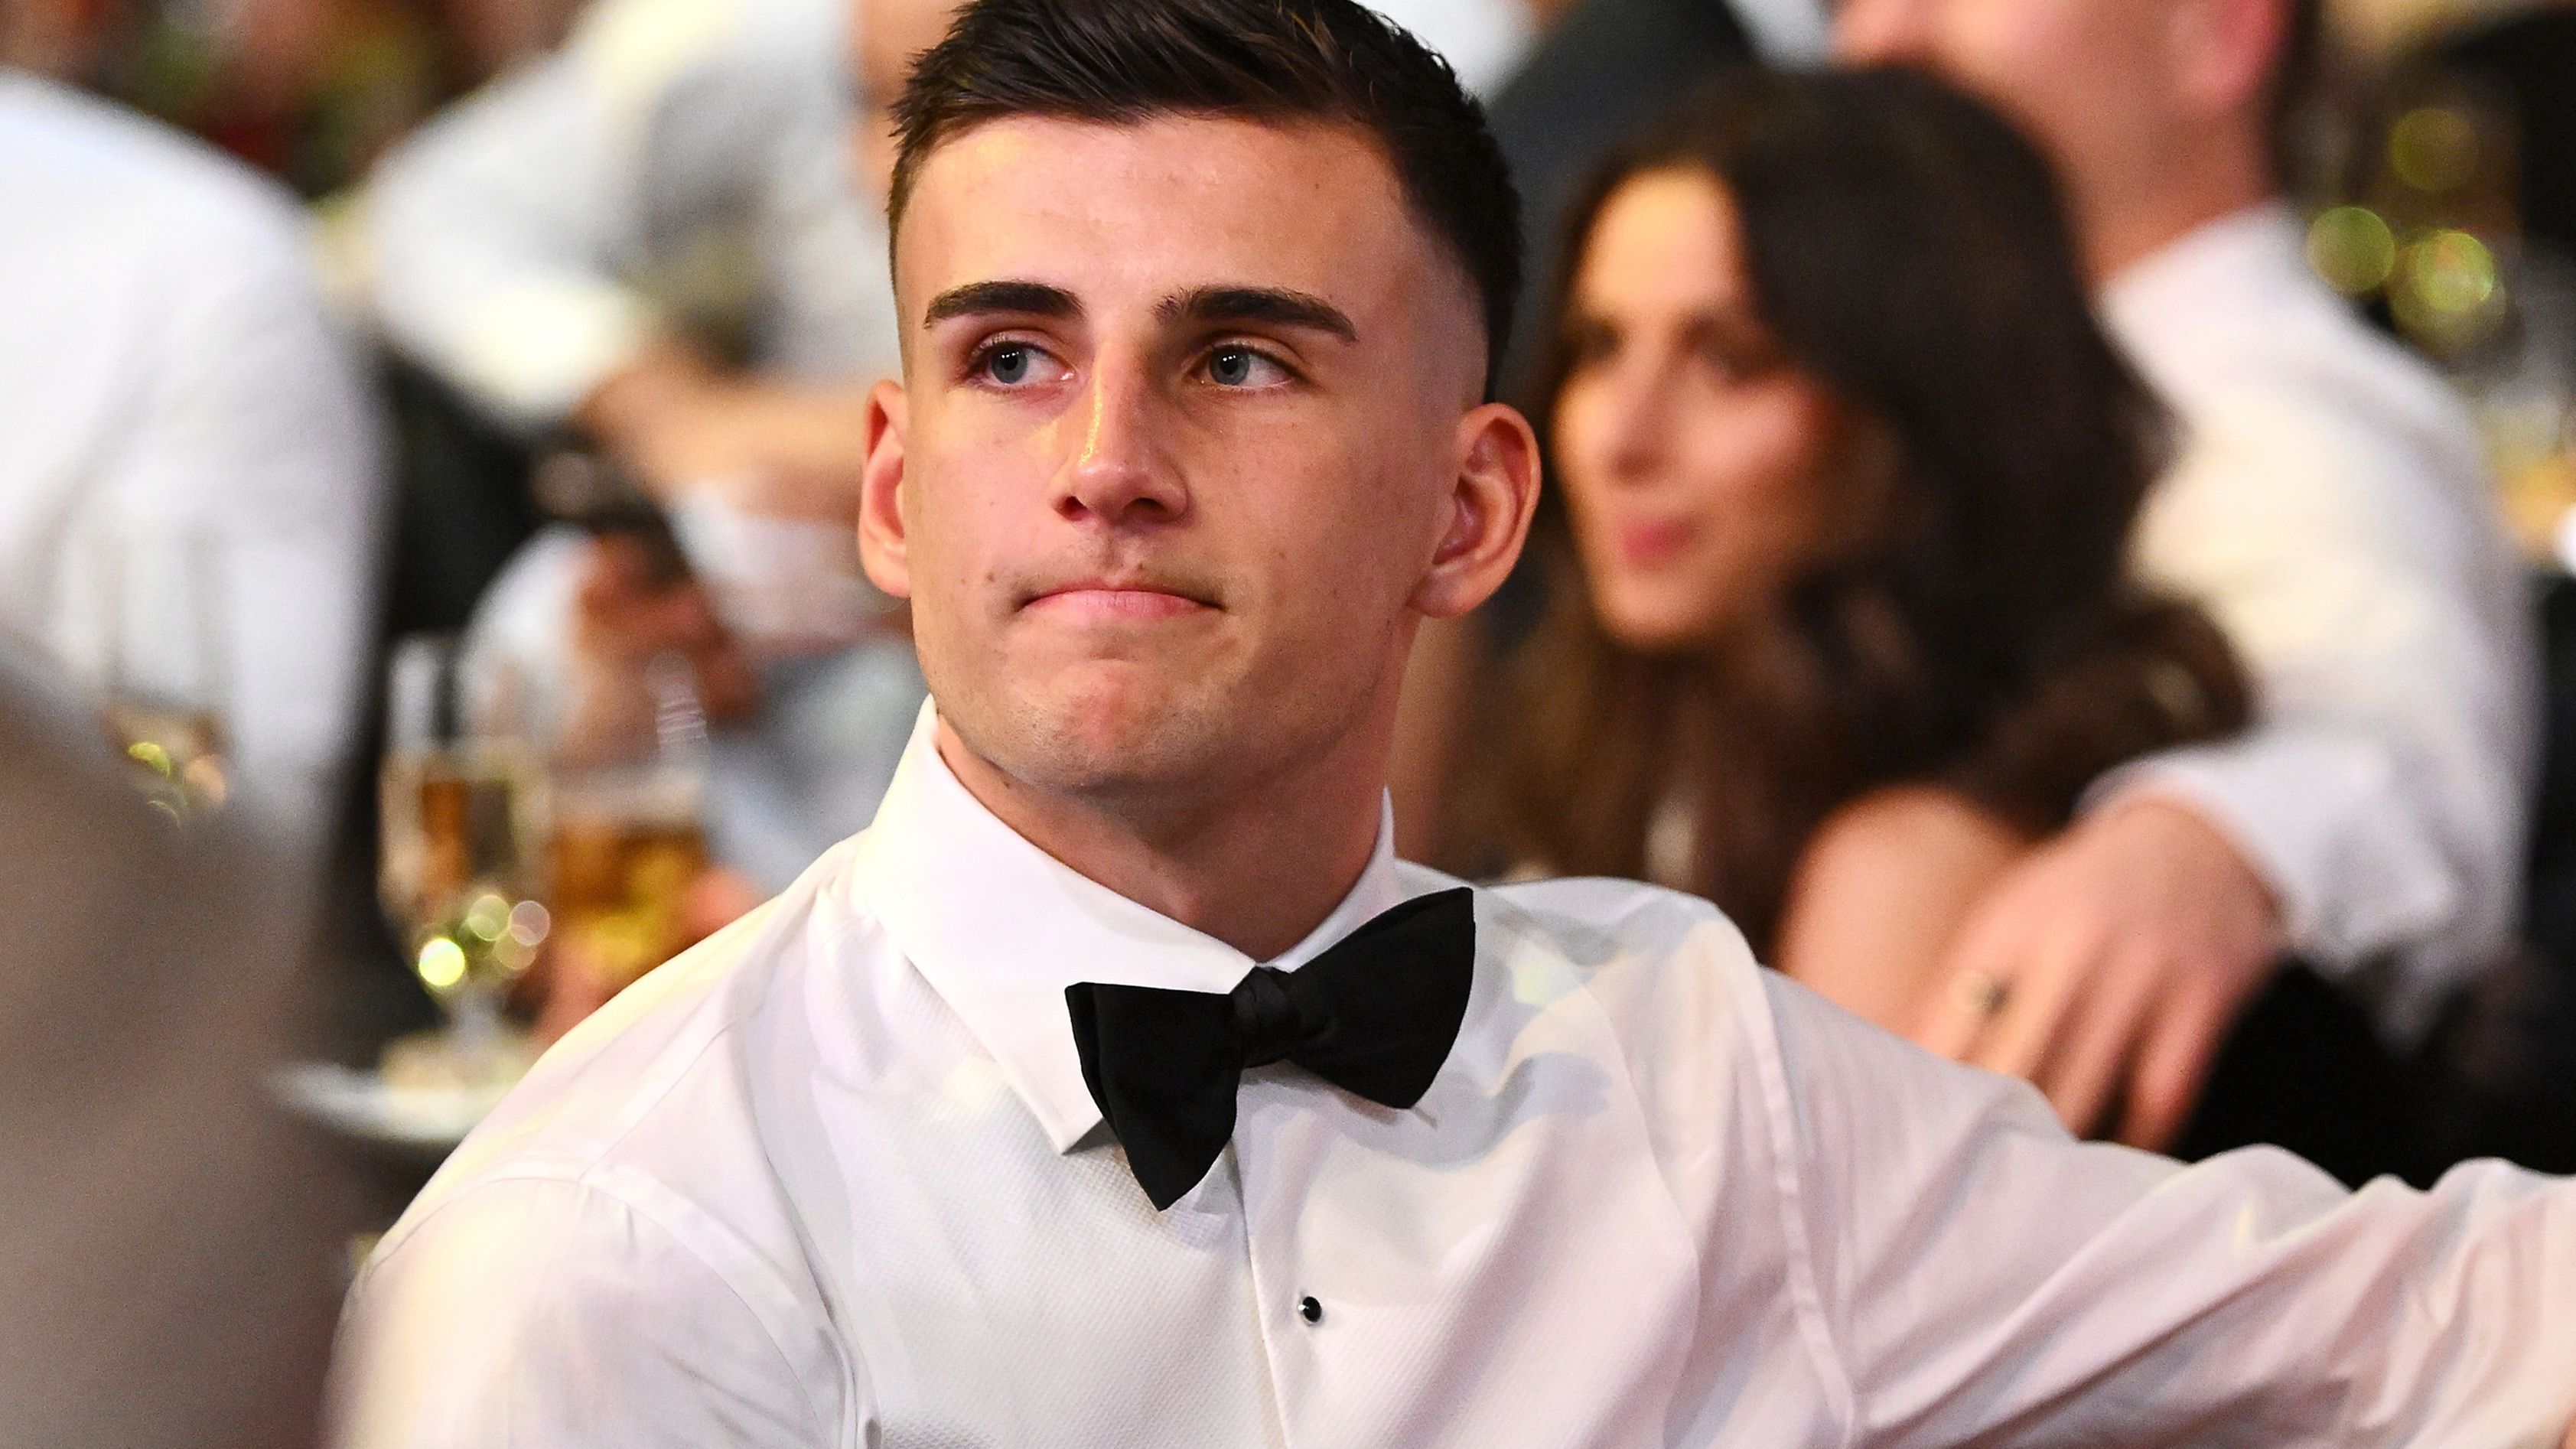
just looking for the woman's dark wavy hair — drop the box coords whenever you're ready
[1450,67,2247,951]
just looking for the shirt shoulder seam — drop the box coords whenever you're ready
[1488,883,1863,1440]
[366,1168,842,1437]
[1731,965,1865,1446]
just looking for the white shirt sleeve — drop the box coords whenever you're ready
[1760,972,2576,1446]
[2106,378,2537,1044]
[360,0,874,427]
[116,202,383,869]
[331,1177,841,1447]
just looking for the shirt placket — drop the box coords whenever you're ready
[1231,1083,1376,1449]
[1188,1142,1299,1449]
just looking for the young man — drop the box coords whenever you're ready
[1832,0,2539,1161]
[370,0,1554,900]
[332,2,2576,1444]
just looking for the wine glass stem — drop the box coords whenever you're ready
[452,983,504,1066]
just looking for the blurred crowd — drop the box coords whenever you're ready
[10,0,2576,1438]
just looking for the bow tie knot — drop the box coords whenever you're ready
[1231,965,1325,1068]
[1065,887,1477,1209]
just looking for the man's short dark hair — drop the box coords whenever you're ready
[889,0,1523,380]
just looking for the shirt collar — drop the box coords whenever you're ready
[847,702,1408,1154]
[2099,200,2305,376]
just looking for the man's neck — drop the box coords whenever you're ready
[2079,133,2274,288]
[934,717,1392,962]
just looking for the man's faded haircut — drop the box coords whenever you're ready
[887,0,1524,383]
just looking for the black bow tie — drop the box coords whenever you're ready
[1063,887,1476,1210]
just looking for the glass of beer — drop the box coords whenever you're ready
[543,653,712,995]
[379,635,548,1079]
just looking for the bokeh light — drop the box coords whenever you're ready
[2405,230,2499,314]
[416,936,469,992]
[2391,229,2507,355]
[506,900,552,948]
[2390,106,2479,194]
[462,893,512,942]
[2308,207,2398,295]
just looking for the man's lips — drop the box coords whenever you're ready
[1020,583,1216,621]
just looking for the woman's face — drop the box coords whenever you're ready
[1552,168,1850,652]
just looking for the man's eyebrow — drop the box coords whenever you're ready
[922,280,1080,327]
[1159,286,1358,344]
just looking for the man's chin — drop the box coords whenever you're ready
[959,675,1233,795]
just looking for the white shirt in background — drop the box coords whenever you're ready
[2102,203,2540,1046]
[0,72,383,867]
[362,0,894,428]
[334,705,2576,1447]
[1366,0,1537,96]
[1728,0,1832,63]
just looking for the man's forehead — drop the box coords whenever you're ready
[893,113,1450,324]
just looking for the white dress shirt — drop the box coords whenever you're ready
[1727,0,1830,63]
[0,73,383,862]
[2103,203,2539,1044]
[1365,0,1539,95]
[334,705,2576,1447]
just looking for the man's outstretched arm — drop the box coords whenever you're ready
[1760,971,2576,1445]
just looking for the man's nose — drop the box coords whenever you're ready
[1056,368,1189,526]
[1830,0,1933,62]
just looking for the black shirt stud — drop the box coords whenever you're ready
[1298,1295,1323,1324]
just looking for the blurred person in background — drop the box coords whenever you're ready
[1395,0,1816,819]
[0,0,562,197]
[361,0,923,514]
[1822,0,2538,1168]
[0,648,350,1449]
[365,0,955,911]
[0,65,385,907]
[1446,70,2260,1120]
[1483,0,1757,391]
[1481,0,1827,385]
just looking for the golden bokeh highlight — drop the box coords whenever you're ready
[416,936,470,992]
[2308,207,2399,295]
[2389,106,2480,195]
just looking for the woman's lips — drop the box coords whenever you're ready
[1613,519,1696,568]
[1023,585,1213,621]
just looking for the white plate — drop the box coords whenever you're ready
[276,1062,512,1152]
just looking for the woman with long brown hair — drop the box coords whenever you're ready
[1443,66,2250,1044]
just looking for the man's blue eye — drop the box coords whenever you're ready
[1210,348,1255,386]
[988,346,1031,385]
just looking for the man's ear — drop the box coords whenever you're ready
[858,379,913,599]
[1411,401,1541,620]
